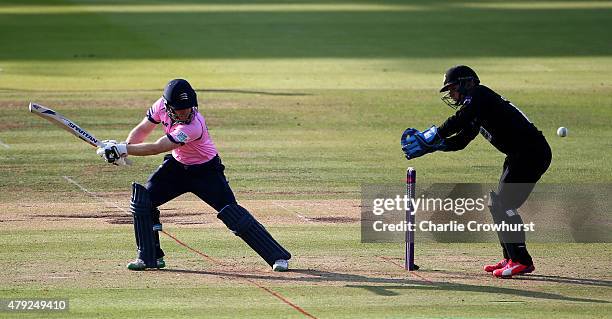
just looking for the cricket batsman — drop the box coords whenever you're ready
[401,65,552,278]
[96,79,291,271]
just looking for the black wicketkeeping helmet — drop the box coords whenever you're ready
[440,65,479,93]
[440,65,480,108]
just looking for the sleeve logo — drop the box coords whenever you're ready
[176,131,189,143]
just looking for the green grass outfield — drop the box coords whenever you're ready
[1,227,610,318]
[0,0,611,318]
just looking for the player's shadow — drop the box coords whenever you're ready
[164,268,429,285]
[344,283,609,303]
[163,268,609,303]
[513,274,612,287]
[203,89,311,96]
[421,269,612,288]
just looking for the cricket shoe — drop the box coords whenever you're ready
[492,260,535,278]
[483,258,509,273]
[127,257,166,271]
[272,259,289,272]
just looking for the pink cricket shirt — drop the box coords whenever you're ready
[147,97,218,165]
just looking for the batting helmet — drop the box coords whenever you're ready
[162,79,198,124]
[163,79,198,110]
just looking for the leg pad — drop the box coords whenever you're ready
[218,204,291,266]
[131,183,156,268]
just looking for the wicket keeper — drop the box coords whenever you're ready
[97,79,291,271]
[401,65,552,278]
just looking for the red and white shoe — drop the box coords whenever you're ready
[493,260,535,278]
[483,258,508,273]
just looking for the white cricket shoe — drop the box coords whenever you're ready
[272,259,289,272]
[127,257,165,271]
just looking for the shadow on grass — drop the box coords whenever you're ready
[163,268,430,285]
[204,89,311,96]
[2,3,611,61]
[0,87,309,96]
[344,283,609,303]
[163,268,610,303]
[518,274,612,288]
[421,269,612,288]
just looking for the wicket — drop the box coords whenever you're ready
[405,167,419,271]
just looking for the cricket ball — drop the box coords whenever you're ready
[557,127,568,137]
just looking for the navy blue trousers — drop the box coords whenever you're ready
[146,154,237,258]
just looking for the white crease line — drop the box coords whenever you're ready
[64,175,313,224]
[62,176,130,215]
[271,200,313,223]
[0,139,9,148]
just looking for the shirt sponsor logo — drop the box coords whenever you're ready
[176,131,188,143]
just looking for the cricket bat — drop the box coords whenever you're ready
[29,102,131,165]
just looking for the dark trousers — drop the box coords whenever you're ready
[146,154,237,258]
[496,135,552,264]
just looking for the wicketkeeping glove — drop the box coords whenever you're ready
[401,126,446,160]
